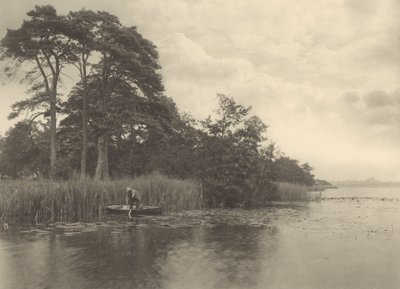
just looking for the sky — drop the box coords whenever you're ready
[0,0,399,181]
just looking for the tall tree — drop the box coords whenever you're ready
[87,18,164,179]
[63,10,95,178]
[1,5,71,177]
[62,10,119,178]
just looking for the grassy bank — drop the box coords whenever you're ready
[274,182,317,202]
[0,173,202,222]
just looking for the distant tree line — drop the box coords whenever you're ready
[0,5,315,207]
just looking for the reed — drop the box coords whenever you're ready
[0,172,202,222]
[274,182,313,202]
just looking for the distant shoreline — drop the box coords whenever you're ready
[334,185,400,188]
[328,178,400,188]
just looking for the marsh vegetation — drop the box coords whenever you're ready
[0,173,202,222]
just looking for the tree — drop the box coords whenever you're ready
[0,134,4,151]
[62,10,123,178]
[1,5,72,178]
[62,10,97,178]
[271,156,315,185]
[86,19,164,179]
[0,121,48,178]
[60,74,172,178]
[146,112,202,179]
[198,95,268,207]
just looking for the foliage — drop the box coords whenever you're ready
[0,121,48,178]
[59,80,176,177]
[147,112,202,179]
[271,156,315,186]
[314,179,332,186]
[196,95,268,207]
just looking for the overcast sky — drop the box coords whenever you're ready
[0,0,399,181]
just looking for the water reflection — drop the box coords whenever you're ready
[0,225,279,289]
[159,226,279,289]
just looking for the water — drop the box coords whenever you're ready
[1,187,400,289]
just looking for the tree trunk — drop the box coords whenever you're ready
[80,75,88,178]
[49,91,57,179]
[95,136,109,179]
[80,108,88,178]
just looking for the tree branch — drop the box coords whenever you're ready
[35,56,50,91]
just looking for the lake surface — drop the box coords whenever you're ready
[1,187,400,289]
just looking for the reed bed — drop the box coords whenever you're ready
[274,182,313,202]
[129,173,203,213]
[0,172,202,222]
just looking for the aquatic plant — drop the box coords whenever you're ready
[274,182,312,202]
[0,172,202,222]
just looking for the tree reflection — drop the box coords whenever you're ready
[159,226,279,289]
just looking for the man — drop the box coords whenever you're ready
[126,186,140,209]
[126,186,140,220]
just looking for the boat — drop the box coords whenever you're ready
[105,204,162,215]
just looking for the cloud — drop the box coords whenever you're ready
[337,89,400,146]
[158,32,330,121]
[345,0,378,15]
[341,92,360,104]
[364,91,394,109]
[160,33,253,85]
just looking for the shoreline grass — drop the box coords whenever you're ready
[274,182,316,202]
[0,172,203,222]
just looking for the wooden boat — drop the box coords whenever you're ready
[105,204,162,215]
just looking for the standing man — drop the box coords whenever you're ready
[126,186,140,209]
[126,186,140,219]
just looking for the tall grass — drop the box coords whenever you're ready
[274,182,314,202]
[126,173,203,212]
[0,172,202,222]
